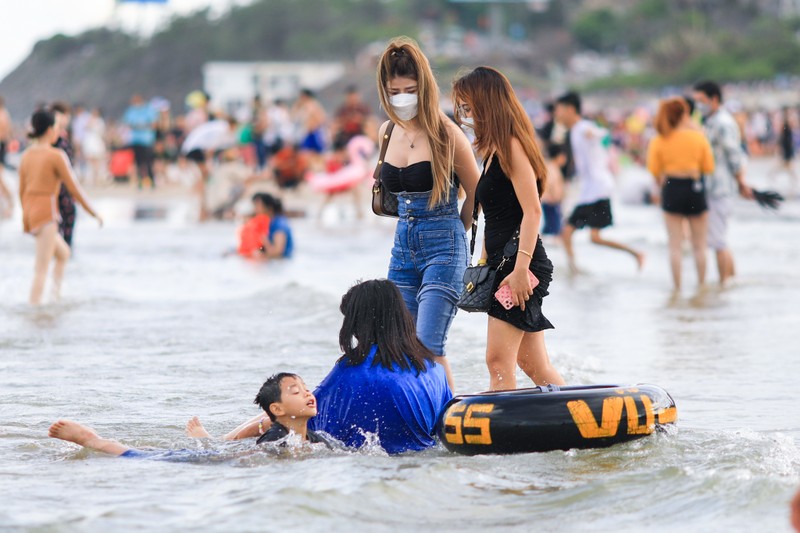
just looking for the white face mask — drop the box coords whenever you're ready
[460,116,475,131]
[389,93,418,121]
[695,101,711,117]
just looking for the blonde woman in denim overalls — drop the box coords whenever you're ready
[375,37,480,389]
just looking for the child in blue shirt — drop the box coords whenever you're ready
[252,193,293,259]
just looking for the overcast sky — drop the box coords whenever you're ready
[0,0,252,82]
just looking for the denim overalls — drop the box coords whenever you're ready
[388,188,468,356]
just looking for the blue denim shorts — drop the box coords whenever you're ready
[388,190,468,356]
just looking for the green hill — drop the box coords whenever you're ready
[0,0,425,119]
[2,0,798,120]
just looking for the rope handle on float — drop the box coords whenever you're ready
[536,384,561,393]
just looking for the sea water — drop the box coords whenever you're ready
[1,163,798,532]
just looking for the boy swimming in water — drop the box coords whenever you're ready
[49,373,331,456]
[251,373,329,445]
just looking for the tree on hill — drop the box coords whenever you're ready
[0,0,429,119]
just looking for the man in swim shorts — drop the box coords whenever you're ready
[48,373,331,458]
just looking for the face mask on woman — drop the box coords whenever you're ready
[390,93,418,121]
[459,116,475,132]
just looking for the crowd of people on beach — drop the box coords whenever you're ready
[0,83,382,282]
[2,35,797,524]
[0,82,378,222]
[0,73,794,293]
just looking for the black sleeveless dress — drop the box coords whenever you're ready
[476,156,554,332]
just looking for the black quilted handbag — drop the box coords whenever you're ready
[457,262,497,313]
[456,198,519,313]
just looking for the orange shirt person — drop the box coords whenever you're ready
[18,110,102,305]
[646,97,714,292]
[237,193,271,258]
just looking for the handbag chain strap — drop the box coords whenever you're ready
[466,156,490,262]
[373,122,396,187]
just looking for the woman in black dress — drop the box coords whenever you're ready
[453,67,565,390]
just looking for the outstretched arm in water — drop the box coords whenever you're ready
[222,412,272,441]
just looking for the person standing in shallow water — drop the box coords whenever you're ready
[452,66,564,391]
[123,94,158,189]
[646,97,714,291]
[18,110,102,305]
[692,80,753,287]
[374,36,480,390]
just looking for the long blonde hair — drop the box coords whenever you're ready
[452,66,547,197]
[377,36,454,208]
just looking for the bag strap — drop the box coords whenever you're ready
[467,199,480,259]
[373,122,396,181]
[466,156,491,261]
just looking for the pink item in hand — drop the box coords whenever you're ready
[494,271,539,310]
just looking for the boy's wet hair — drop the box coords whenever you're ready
[254,373,299,421]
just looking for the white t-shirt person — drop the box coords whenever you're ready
[569,118,615,206]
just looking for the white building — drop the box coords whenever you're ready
[203,61,346,112]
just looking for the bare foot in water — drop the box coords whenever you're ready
[186,416,211,438]
[48,419,130,456]
[49,420,100,446]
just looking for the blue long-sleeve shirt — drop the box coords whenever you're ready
[308,346,452,454]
